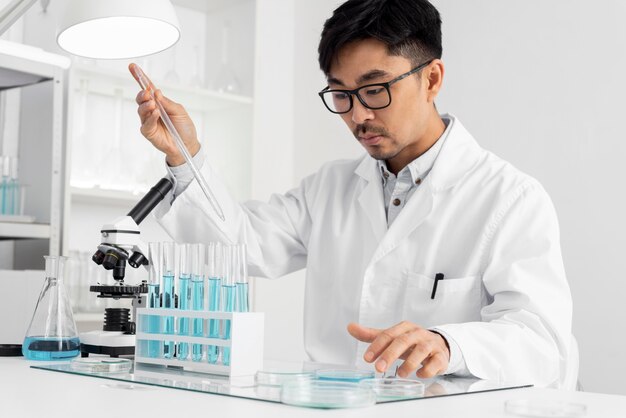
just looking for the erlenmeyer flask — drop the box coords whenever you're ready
[23,256,80,360]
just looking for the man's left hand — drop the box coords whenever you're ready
[347,321,450,378]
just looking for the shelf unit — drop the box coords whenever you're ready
[0,40,69,269]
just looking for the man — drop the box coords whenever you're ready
[134,0,573,387]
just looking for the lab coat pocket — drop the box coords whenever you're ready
[402,272,482,328]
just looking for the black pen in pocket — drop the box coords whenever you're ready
[431,273,445,299]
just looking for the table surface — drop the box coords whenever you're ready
[1,357,625,418]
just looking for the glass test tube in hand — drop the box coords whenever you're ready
[190,243,205,362]
[146,242,162,358]
[178,244,191,360]
[162,242,176,359]
[207,242,221,364]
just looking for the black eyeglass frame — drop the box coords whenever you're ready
[318,59,434,114]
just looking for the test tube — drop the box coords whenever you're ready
[146,242,162,358]
[162,242,176,359]
[190,243,205,361]
[9,157,18,215]
[177,243,191,360]
[1,156,10,215]
[235,244,249,312]
[221,245,236,366]
[206,242,221,364]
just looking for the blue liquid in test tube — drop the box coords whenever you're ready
[146,242,162,358]
[207,276,221,363]
[178,274,191,360]
[162,273,175,358]
[236,282,249,312]
[191,275,204,361]
[221,283,236,366]
[147,283,161,358]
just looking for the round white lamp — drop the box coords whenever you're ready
[56,0,180,59]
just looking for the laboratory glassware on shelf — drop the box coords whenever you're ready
[23,256,80,360]
[0,155,27,218]
[135,241,263,377]
[212,21,241,94]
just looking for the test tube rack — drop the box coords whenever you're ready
[134,308,264,377]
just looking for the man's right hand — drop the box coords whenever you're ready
[131,64,200,167]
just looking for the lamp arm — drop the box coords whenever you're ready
[0,0,37,36]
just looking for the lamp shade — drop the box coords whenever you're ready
[56,0,180,59]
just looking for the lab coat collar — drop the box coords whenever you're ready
[354,114,483,193]
[354,114,484,262]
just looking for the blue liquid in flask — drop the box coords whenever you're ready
[162,274,175,359]
[191,276,204,361]
[221,284,236,366]
[207,277,221,364]
[178,275,191,360]
[22,336,80,360]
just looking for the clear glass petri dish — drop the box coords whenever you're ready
[70,357,133,374]
[314,368,376,383]
[255,370,314,387]
[359,378,425,400]
[281,380,377,409]
[504,399,587,417]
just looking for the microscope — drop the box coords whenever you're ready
[79,177,173,357]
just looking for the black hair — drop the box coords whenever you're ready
[318,0,442,75]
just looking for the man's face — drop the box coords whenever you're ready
[327,38,437,170]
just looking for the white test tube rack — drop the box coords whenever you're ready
[134,308,264,377]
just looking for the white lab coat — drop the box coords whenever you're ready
[155,114,573,388]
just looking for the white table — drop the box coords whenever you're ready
[1,357,625,417]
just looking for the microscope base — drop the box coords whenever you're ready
[79,330,135,358]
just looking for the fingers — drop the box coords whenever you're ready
[416,352,448,378]
[140,109,161,138]
[347,322,381,343]
[352,321,450,378]
[362,321,418,366]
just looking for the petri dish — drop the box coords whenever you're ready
[256,370,314,386]
[505,399,587,417]
[70,357,133,374]
[281,380,376,409]
[314,369,375,382]
[359,378,425,400]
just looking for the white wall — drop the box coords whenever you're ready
[276,0,626,395]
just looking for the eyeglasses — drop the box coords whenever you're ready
[318,59,433,114]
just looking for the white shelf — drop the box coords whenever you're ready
[71,62,253,113]
[70,186,146,206]
[0,221,51,240]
